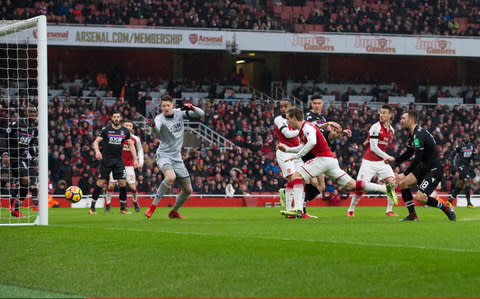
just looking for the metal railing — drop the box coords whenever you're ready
[184,121,242,153]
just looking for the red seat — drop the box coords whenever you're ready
[72,176,82,186]
[295,23,306,33]
[273,6,282,17]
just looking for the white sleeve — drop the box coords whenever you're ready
[134,135,144,165]
[274,116,299,138]
[295,124,316,159]
[369,124,390,159]
[281,143,304,153]
[154,115,162,131]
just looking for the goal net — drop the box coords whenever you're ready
[0,16,48,225]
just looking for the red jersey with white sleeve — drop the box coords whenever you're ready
[274,115,300,147]
[122,134,144,167]
[296,121,334,159]
[363,121,394,161]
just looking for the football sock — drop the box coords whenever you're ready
[132,191,137,203]
[91,185,102,208]
[357,180,385,193]
[348,192,362,212]
[119,186,127,209]
[465,186,472,205]
[386,195,394,212]
[173,191,189,211]
[292,179,304,212]
[304,183,320,203]
[15,185,28,211]
[31,188,38,207]
[286,182,293,211]
[153,180,172,205]
[426,196,445,209]
[401,189,416,214]
[106,188,113,205]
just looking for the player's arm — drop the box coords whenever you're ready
[387,144,414,165]
[92,136,103,160]
[294,126,316,159]
[135,136,144,168]
[368,126,391,159]
[181,104,205,118]
[274,117,299,138]
[277,142,304,153]
[127,138,138,167]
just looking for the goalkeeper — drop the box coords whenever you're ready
[144,95,204,219]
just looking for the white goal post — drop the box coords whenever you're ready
[0,16,48,225]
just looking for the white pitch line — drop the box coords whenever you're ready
[56,224,480,254]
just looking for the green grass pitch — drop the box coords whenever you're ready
[1,206,480,298]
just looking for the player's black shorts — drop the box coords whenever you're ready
[412,162,443,196]
[98,159,126,180]
[457,165,475,180]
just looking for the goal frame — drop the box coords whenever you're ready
[0,16,48,226]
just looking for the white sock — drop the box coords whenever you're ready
[286,187,293,211]
[362,182,386,193]
[386,197,393,213]
[132,192,137,203]
[293,182,304,212]
[348,194,361,212]
[106,192,112,205]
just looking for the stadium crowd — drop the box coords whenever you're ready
[1,77,480,199]
[2,0,480,36]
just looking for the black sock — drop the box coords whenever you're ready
[91,185,102,208]
[401,189,416,214]
[304,183,320,203]
[450,186,458,199]
[426,196,444,209]
[120,186,127,209]
[465,186,472,205]
[31,188,38,207]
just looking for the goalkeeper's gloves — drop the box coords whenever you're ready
[181,103,195,111]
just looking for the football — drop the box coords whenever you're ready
[65,186,83,203]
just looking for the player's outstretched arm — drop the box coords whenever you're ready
[181,104,205,118]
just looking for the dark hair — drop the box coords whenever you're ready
[161,94,173,102]
[286,107,304,121]
[311,95,323,101]
[381,104,392,112]
[112,110,122,116]
[407,110,418,122]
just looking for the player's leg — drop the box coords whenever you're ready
[347,160,374,217]
[105,173,116,212]
[145,158,176,218]
[125,166,140,212]
[11,161,30,217]
[113,163,130,214]
[169,176,192,219]
[276,151,297,215]
[398,172,419,221]
[377,163,397,216]
[449,175,464,204]
[417,169,456,221]
[465,176,474,208]
[90,161,110,214]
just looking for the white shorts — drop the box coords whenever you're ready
[298,156,352,187]
[109,166,136,184]
[357,159,395,182]
[156,157,190,178]
[276,149,303,178]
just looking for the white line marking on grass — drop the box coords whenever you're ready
[56,224,480,254]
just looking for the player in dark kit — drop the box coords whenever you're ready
[90,111,138,215]
[448,134,477,208]
[385,110,456,221]
[7,105,38,217]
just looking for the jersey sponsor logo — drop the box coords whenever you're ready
[413,138,420,147]
[107,134,126,145]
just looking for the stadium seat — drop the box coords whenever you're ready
[273,6,282,17]
[295,23,306,33]
[305,24,315,32]
[129,18,139,25]
[71,176,81,187]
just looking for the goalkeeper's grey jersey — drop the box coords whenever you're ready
[154,109,186,161]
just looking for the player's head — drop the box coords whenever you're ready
[310,96,323,113]
[111,111,122,127]
[279,99,292,117]
[286,106,304,129]
[463,134,470,143]
[123,119,134,133]
[330,123,344,139]
[400,110,418,131]
[160,95,174,116]
[26,104,37,123]
[379,104,392,124]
